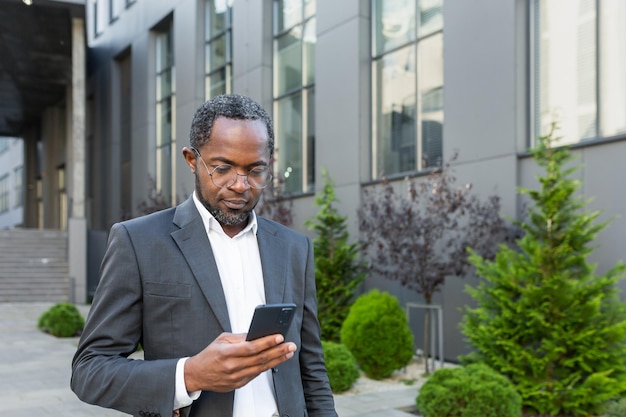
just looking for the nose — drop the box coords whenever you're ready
[227,173,251,191]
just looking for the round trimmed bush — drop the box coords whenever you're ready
[37,302,85,337]
[416,364,522,417]
[322,341,360,393]
[340,290,414,380]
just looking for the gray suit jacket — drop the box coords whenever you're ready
[71,196,337,417]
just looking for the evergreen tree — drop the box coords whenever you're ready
[306,171,365,342]
[462,125,626,416]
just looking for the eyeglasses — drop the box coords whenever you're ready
[191,147,273,189]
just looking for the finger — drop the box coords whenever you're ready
[255,342,297,370]
[245,334,285,354]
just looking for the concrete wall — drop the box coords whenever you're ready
[85,0,626,360]
[86,0,205,229]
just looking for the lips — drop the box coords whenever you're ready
[223,199,247,210]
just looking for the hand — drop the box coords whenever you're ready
[183,332,297,392]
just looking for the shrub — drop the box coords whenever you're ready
[340,290,414,380]
[37,302,85,337]
[416,364,522,417]
[322,341,360,393]
[461,124,626,415]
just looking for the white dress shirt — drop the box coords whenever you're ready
[173,192,278,416]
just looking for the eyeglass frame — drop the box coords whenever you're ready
[190,147,273,190]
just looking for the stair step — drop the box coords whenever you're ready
[0,229,70,302]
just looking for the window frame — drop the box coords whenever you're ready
[154,18,177,207]
[13,166,23,209]
[272,0,316,195]
[0,174,9,214]
[204,0,234,99]
[370,0,444,180]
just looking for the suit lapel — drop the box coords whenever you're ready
[171,197,231,332]
[257,218,288,305]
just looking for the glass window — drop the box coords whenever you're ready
[418,34,443,168]
[0,174,8,213]
[58,166,67,230]
[273,0,315,194]
[0,138,8,154]
[110,0,124,21]
[275,27,303,96]
[275,93,303,189]
[599,0,626,138]
[372,0,443,178]
[205,0,233,98]
[95,0,108,36]
[532,0,626,145]
[36,178,43,229]
[275,0,303,33]
[155,21,176,205]
[373,0,416,56]
[14,166,23,208]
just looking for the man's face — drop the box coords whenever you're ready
[184,117,271,236]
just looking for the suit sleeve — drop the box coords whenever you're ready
[71,222,178,417]
[299,236,339,417]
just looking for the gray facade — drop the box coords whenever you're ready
[83,0,626,360]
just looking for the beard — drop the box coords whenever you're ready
[195,176,255,226]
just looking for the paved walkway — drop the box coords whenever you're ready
[0,302,418,417]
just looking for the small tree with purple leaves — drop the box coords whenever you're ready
[358,153,512,374]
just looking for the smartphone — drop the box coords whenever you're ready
[246,303,296,341]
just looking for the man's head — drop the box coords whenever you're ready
[189,94,274,158]
[183,94,274,237]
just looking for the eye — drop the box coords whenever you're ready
[249,166,269,177]
[212,164,233,175]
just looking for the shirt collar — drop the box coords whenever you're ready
[192,191,258,237]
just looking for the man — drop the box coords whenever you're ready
[71,94,337,417]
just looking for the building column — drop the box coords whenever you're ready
[68,17,87,303]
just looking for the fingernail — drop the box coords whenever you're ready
[275,335,284,344]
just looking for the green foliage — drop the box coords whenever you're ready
[306,170,365,342]
[416,364,522,417]
[461,124,626,416]
[605,399,626,417]
[322,341,360,393]
[37,302,85,337]
[340,290,414,380]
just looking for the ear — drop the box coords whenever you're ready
[182,147,197,173]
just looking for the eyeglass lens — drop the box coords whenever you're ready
[192,147,271,189]
[210,164,271,189]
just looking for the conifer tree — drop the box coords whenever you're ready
[462,125,626,416]
[306,171,365,342]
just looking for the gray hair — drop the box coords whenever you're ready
[189,94,274,157]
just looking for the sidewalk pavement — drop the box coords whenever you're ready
[0,302,418,417]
